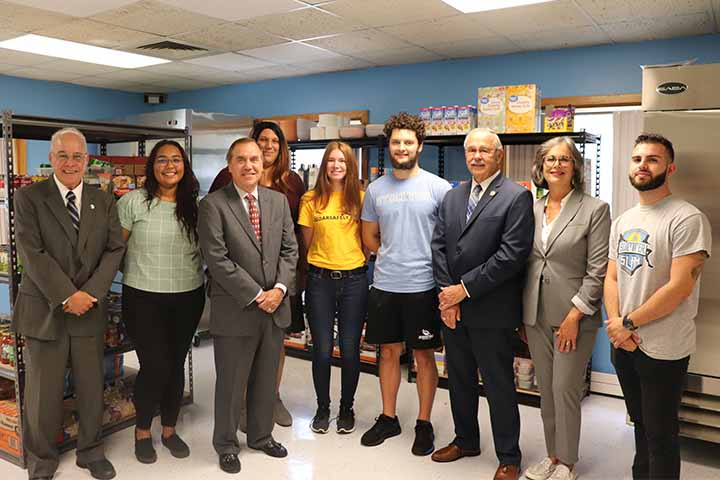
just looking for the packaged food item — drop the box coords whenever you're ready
[443,105,458,135]
[544,105,575,132]
[477,86,506,133]
[430,107,445,136]
[135,175,147,189]
[505,84,541,133]
[111,175,135,197]
[419,107,432,134]
[457,105,477,134]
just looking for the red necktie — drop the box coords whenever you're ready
[246,193,261,242]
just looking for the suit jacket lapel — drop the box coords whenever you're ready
[258,187,272,255]
[534,197,545,254]
[545,189,583,253]
[76,184,94,254]
[223,183,261,253]
[43,176,77,245]
[460,174,504,238]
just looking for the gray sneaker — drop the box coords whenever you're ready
[274,395,292,427]
[525,458,557,480]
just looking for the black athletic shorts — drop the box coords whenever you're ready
[365,287,442,349]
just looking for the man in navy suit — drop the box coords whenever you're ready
[430,128,534,480]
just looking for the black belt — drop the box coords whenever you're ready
[308,265,367,280]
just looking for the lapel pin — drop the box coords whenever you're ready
[90,204,95,210]
[490,190,497,197]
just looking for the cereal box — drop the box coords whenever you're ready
[544,105,575,132]
[430,107,445,136]
[477,86,506,133]
[443,105,458,135]
[419,107,432,134]
[506,84,541,133]
[457,105,477,134]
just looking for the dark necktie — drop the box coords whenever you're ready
[466,184,482,222]
[246,193,261,242]
[66,191,80,232]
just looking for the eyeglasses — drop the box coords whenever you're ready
[54,152,87,162]
[543,155,573,166]
[156,158,183,167]
[465,147,496,157]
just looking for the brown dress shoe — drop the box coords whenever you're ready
[431,443,481,463]
[494,464,520,480]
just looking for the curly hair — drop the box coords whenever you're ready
[383,112,426,144]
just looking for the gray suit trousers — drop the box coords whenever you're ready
[212,320,282,455]
[23,331,105,479]
[525,307,597,465]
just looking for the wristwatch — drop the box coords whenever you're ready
[623,314,638,331]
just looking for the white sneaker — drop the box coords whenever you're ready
[525,458,557,480]
[548,464,577,480]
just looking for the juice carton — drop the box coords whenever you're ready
[457,105,477,134]
[419,107,432,134]
[506,84,541,133]
[477,86,506,133]
[431,107,445,136]
[443,105,458,135]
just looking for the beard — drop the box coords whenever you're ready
[629,169,667,191]
[390,152,418,170]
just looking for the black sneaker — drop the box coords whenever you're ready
[134,437,157,464]
[360,414,401,446]
[337,405,355,434]
[411,420,435,456]
[310,407,330,434]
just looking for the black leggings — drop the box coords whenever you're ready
[122,285,205,429]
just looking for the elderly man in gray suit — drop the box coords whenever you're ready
[13,128,125,480]
[199,137,298,475]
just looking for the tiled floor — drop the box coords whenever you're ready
[2,343,720,479]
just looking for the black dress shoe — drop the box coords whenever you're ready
[76,458,116,480]
[250,439,288,458]
[219,453,241,474]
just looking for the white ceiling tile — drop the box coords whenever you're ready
[353,46,444,66]
[293,56,374,74]
[601,12,714,42]
[241,64,304,81]
[5,0,139,17]
[6,66,82,81]
[306,29,415,55]
[184,52,277,71]
[156,0,306,22]
[576,0,709,24]
[0,48,57,66]
[0,0,73,32]
[512,25,613,51]
[117,83,168,92]
[68,76,145,90]
[0,62,22,74]
[89,0,220,37]
[138,61,225,79]
[381,15,502,47]
[427,37,522,59]
[174,22,287,51]
[240,42,341,64]
[35,19,162,49]
[322,0,459,28]
[95,68,171,84]
[244,7,363,41]
[38,59,124,75]
[464,0,593,35]
[0,30,23,41]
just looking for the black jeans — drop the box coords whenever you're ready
[122,285,205,429]
[613,347,689,480]
[305,265,368,409]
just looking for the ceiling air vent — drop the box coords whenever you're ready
[136,40,207,52]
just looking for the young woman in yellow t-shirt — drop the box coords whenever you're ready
[298,141,367,435]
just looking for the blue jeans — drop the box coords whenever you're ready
[306,265,368,409]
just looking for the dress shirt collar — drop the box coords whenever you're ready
[234,183,259,201]
[471,169,501,196]
[53,174,83,208]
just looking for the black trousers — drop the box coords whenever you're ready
[613,347,689,480]
[443,324,522,466]
[122,285,205,429]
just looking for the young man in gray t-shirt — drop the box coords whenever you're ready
[604,134,711,480]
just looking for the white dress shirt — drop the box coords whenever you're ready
[233,183,288,301]
[54,174,83,220]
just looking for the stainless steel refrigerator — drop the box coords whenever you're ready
[642,63,720,442]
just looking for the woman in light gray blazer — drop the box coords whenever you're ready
[521,137,611,480]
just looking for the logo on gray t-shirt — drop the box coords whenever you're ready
[617,228,654,276]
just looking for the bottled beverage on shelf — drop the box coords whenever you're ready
[308,164,319,189]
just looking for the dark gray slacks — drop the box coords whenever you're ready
[525,309,597,465]
[23,332,105,479]
[212,320,282,455]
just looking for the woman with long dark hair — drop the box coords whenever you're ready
[118,140,205,464]
[299,141,367,434]
[208,121,306,427]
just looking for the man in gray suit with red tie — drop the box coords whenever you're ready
[431,128,534,480]
[198,138,297,475]
[13,128,125,480]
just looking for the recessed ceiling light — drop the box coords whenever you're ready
[0,34,170,69]
[440,0,555,13]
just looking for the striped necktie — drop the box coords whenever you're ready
[466,184,482,222]
[66,191,80,232]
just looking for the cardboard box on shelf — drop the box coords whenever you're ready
[0,426,20,456]
[478,86,506,133]
[506,84,541,133]
[544,105,575,132]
